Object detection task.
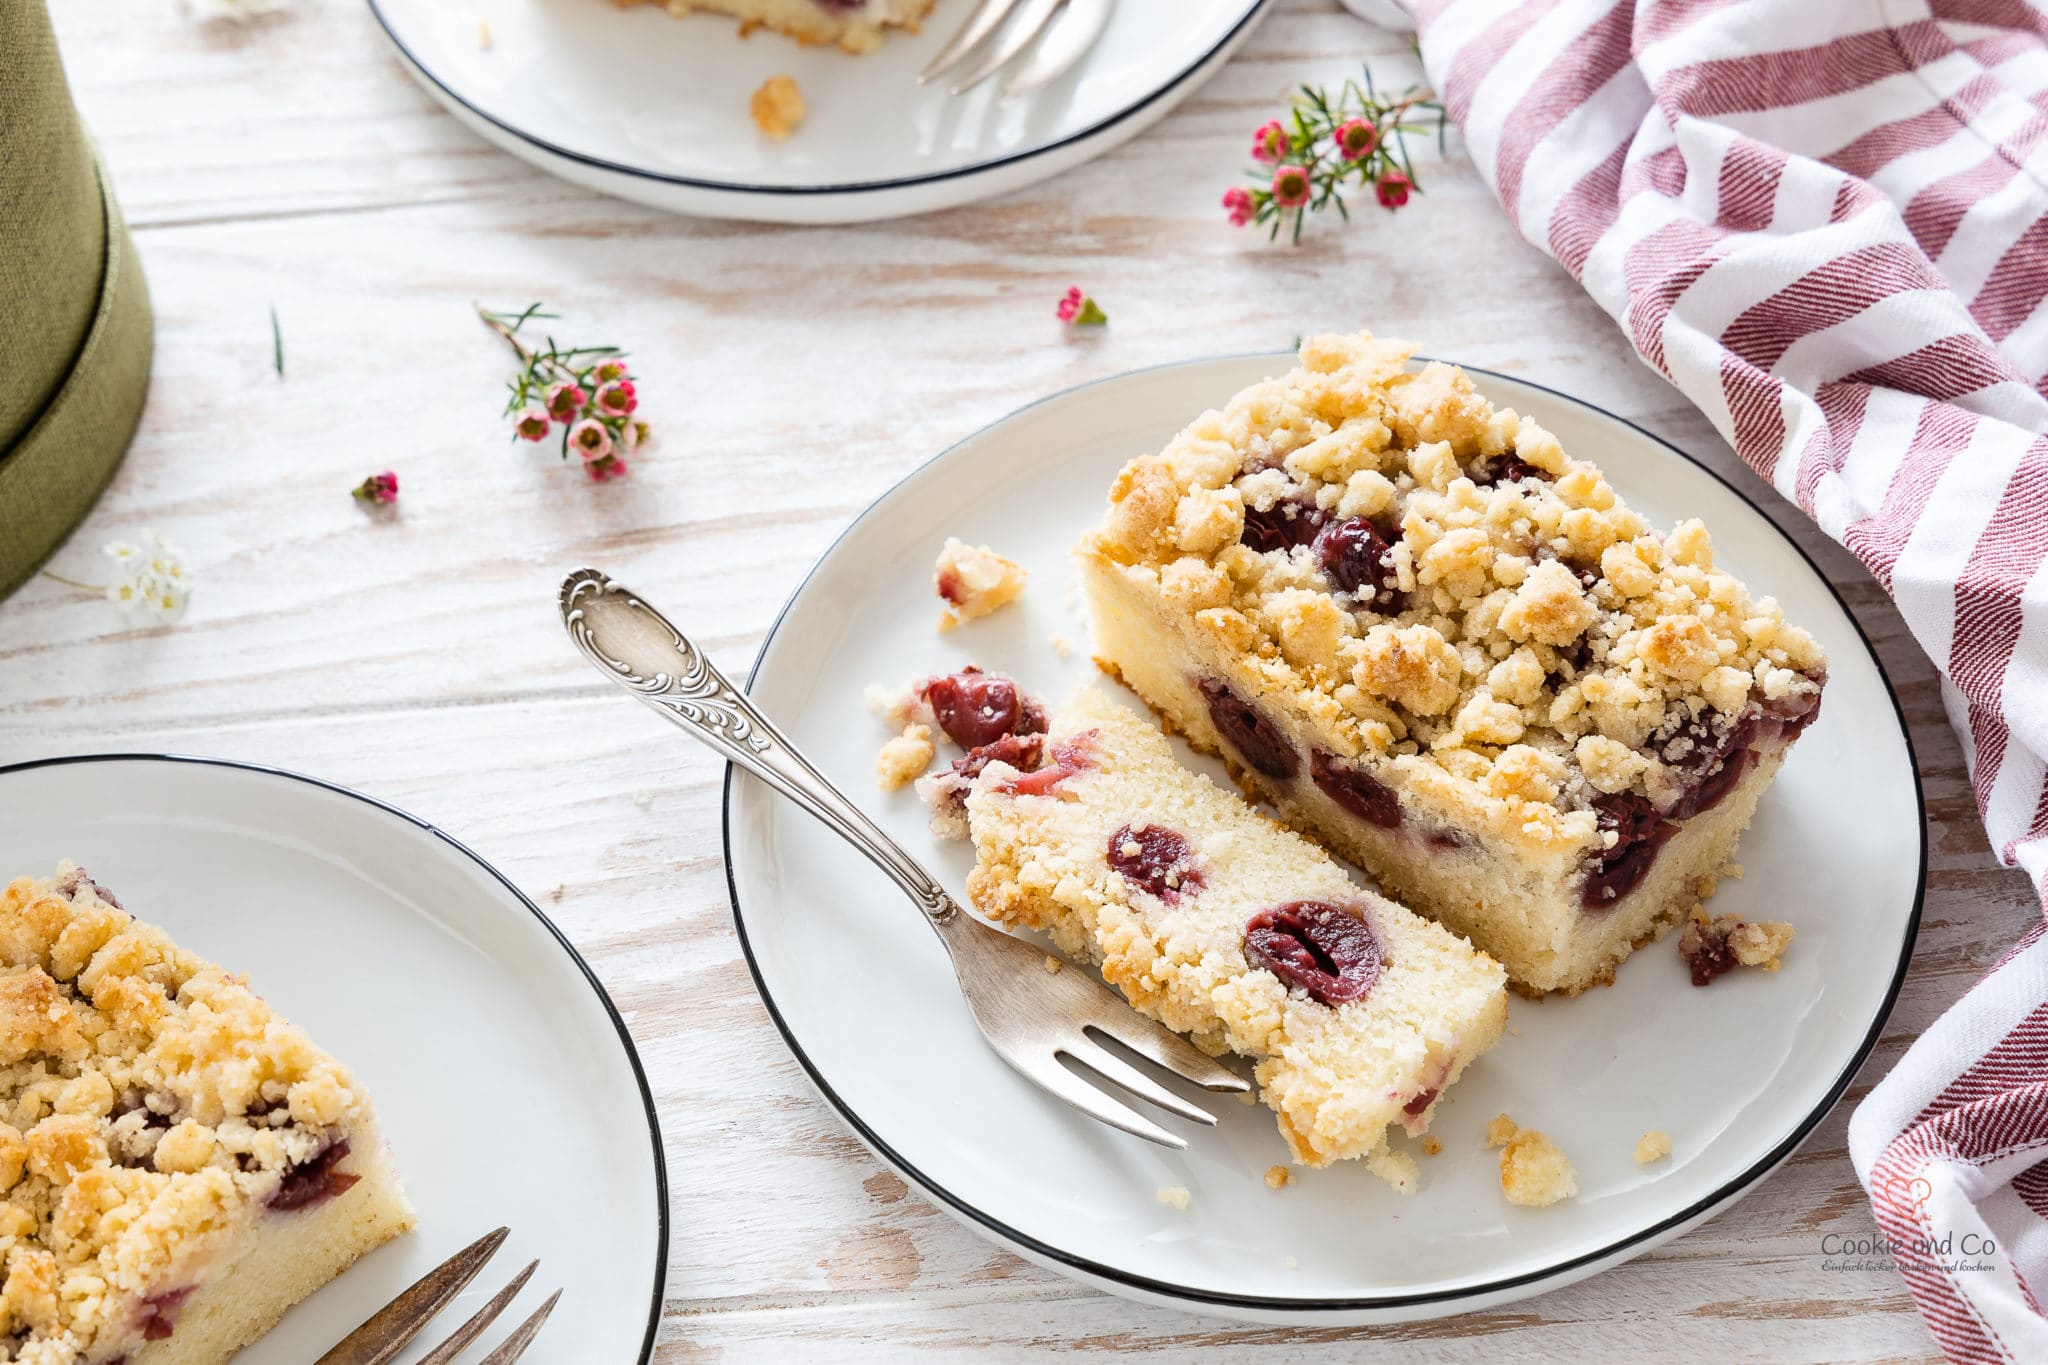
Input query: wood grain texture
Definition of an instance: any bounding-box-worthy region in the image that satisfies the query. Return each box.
[2,1,2033,1359]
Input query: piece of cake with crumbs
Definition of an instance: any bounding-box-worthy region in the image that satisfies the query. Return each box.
[616,0,936,54]
[962,688,1507,1181]
[0,864,414,1364]
[1076,331,1825,995]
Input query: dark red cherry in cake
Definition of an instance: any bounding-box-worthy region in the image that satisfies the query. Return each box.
[1313,517,1405,610]
[1580,793,1679,910]
[1107,824,1205,903]
[1198,678,1299,780]
[268,1140,361,1211]
[1243,900,1388,1006]
[923,667,1028,749]
[1310,749,1402,828]
[1240,500,1327,553]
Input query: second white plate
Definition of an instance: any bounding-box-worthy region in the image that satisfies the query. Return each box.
[368,0,1271,222]
[720,353,1922,1323]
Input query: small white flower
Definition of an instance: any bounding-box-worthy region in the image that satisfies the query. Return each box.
[102,531,193,623]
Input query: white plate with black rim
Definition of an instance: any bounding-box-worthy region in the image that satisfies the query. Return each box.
[715,352,1923,1324]
[366,0,1271,223]
[0,757,667,1361]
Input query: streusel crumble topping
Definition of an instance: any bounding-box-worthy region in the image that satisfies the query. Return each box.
[1087,331,1826,856]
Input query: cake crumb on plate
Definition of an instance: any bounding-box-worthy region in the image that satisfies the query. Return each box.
[1680,913,1794,986]
[874,723,935,790]
[1042,954,1062,975]
[750,75,806,140]
[1156,1185,1191,1211]
[1486,1114,1578,1207]
[1635,1129,1672,1164]
[934,537,1027,630]
[1264,1164,1291,1189]
[1422,1135,1442,1156]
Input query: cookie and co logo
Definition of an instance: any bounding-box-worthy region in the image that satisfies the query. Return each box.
[1878,1173,1934,1218]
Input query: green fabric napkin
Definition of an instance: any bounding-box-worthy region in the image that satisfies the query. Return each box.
[0,0,154,599]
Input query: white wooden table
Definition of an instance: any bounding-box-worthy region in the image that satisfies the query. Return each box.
[5,2,2033,1358]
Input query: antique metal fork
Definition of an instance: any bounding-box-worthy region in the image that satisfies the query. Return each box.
[922,0,1114,98]
[560,567,1250,1147]
[315,1227,559,1365]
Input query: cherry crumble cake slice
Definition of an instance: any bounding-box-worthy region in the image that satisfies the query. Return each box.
[615,0,936,54]
[0,864,414,1365]
[963,688,1508,1182]
[1077,331,1826,996]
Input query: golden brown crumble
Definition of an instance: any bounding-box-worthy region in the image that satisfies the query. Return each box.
[1485,1114,1577,1207]
[749,75,805,140]
[0,866,377,1360]
[1081,331,1826,851]
[1263,1164,1291,1189]
[1635,1130,1672,1164]
[874,723,935,790]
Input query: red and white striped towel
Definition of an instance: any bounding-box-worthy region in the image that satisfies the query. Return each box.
[1339,0,2048,1356]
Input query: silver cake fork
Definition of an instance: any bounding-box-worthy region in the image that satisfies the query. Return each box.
[922,0,1114,98]
[560,567,1249,1147]
[316,1227,559,1365]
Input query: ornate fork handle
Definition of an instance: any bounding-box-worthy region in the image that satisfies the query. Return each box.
[559,568,958,926]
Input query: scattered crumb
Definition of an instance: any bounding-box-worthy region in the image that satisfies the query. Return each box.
[751,75,805,141]
[874,723,936,791]
[1635,1130,1672,1165]
[548,882,565,902]
[631,789,654,810]
[1264,1164,1291,1189]
[1488,1114,1578,1207]
[1422,1135,1442,1157]
[1236,1089,1256,1106]
[1050,633,1076,660]
[934,537,1028,631]
[1042,955,1063,975]
[1283,1255,1299,1270]
[1368,1148,1419,1194]
[477,17,493,48]
[1721,861,1744,880]
[1156,1185,1191,1211]
[1680,912,1795,986]
[1507,1024,1521,1038]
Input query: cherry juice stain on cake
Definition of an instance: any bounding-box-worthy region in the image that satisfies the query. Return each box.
[1243,900,1388,1006]
[1310,749,1403,828]
[1107,824,1205,903]
[1198,678,1299,780]
[1000,733,1096,797]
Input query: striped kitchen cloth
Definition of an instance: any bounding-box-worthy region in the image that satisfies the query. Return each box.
[1340,0,2048,1357]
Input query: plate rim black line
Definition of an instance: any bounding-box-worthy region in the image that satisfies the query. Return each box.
[362,0,1273,199]
[0,751,671,1361]
[719,349,1927,1314]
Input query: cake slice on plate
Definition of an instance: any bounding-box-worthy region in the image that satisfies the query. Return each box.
[1076,331,1825,995]
[618,0,937,54]
[0,863,414,1363]
[963,688,1508,1184]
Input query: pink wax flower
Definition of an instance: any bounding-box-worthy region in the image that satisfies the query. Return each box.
[592,358,631,385]
[545,381,588,424]
[1271,165,1312,209]
[1057,286,1107,326]
[1251,120,1290,163]
[595,379,637,417]
[513,407,552,442]
[1335,118,1378,162]
[587,454,629,482]
[1222,185,1255,228]
[351,471,399,505]
[1375,169,1412,209]
[568,418,612,462]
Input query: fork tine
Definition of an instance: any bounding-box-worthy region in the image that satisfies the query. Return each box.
[415,1261,537,1365]
[314,1227,510,1365]
[1016,1051,1187,1148]
[476,1289,563,1365]
[948,0,1064,95]
[919,0,1022,83]
[1080,1000,1251,1094]
[1061,1038,1218,1126]
[999,0,1111,98]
